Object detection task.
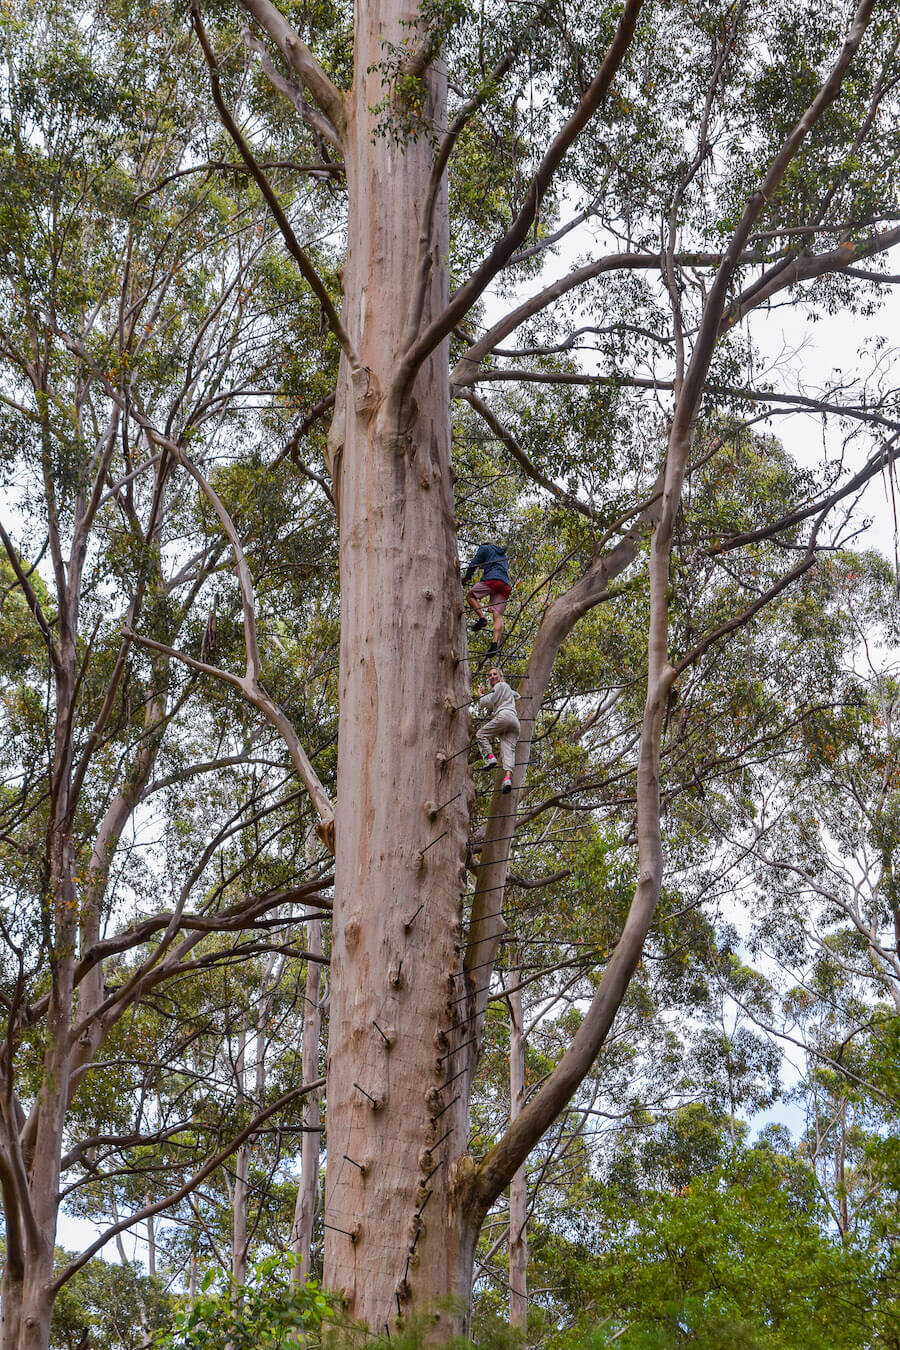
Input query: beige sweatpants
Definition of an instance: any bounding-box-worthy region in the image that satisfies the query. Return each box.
[476,711,520,772]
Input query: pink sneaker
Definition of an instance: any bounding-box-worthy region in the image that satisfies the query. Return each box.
[483,754,498,768]
[502,773,512,794]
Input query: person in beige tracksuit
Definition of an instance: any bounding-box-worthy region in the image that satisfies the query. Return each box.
[475,667,520,793]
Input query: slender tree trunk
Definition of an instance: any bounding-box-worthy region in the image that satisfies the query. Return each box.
[508,959,527,1331]
[5,941,71,1350]
[836,1100,849,1238]
[147,1205,157,1279]
[323,2,476,1329]
[292,917,323,1284]
[10,643,79,1350]
[233,952,281,1284]
[232,1028,249,1283]
[232,1147,249,1284]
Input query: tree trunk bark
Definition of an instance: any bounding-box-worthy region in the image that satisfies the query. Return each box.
[147,1205,157,1279]
[232,1146,249,1284]
[0,1252,54,1350]
[0,1266,22,1350]
[232,1028,249,1283]
[292,917,323,1284]
[508,959,527,1331]
[323,1,477,1331]
[11,660,79,1350]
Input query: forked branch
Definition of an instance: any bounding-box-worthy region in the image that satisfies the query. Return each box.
[237,0,345,143]
[403,0,646,378]
[132,426,336,847]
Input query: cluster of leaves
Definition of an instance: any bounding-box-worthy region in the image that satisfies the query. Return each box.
[49,1252,173,1350]
[154,1257,337,1350]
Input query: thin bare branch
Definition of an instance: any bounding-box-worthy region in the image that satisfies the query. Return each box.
[404,0,646,377]
[50,1078,326,1292]
[459,388,605,523]
[191,3,357,370]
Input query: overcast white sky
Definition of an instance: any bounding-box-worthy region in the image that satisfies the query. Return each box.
[746,289,900,558]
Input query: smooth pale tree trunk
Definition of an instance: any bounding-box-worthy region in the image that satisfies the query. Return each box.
[232,1149,250,1284]
[234,951,283,1283]
[508,959,527,1331]
[323,1,475,1331]
[147,1205,157,1279]
[292,917,323,1283]
[232,1028,249,1283]
[0,647,80,1350]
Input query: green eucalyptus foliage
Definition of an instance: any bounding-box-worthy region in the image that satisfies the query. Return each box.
[155,1256,336,1350]
[48,1251,173,1350]
[515,1130,900,1349]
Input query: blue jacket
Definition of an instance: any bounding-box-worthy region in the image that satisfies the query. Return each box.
[463,543,510,585]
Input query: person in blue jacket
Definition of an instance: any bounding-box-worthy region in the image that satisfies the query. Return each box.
[462,542,511,654]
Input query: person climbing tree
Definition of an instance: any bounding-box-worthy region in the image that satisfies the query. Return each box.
[463,541,512,654]
[474,666,520,794]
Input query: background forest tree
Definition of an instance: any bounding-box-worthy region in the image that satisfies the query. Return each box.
[2,0,900,1346]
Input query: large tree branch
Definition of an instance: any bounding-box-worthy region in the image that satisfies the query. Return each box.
[451,251,665,391]
[124,623,335,849]
[241,27,343,155]
[191,3,357,370]
[452,217,900,394]
[464,369,900,438]
[50,1077,326,1292]
[0,1106,42,1257]
[133,159,343,205]
[24,879,331,1027]
[673,540,822,680]
[462,475,665,999]
[237,0,345,142]
[131,427,336,844]
[723,222,900,330]
[396,51,518,398]
[708,430,900,555]
[403,0,646,376]
[0,1148,26,1278]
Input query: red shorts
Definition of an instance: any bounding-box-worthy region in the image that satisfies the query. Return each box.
[469,579,511,614]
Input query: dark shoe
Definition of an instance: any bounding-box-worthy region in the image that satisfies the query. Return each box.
[501,773,512,793]
[486,641,499,656]
[471,617,488,632]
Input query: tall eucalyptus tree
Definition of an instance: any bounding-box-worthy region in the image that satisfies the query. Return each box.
[4,0,900,1341]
